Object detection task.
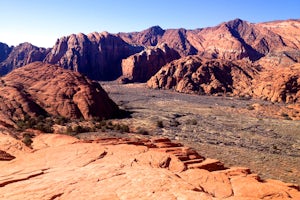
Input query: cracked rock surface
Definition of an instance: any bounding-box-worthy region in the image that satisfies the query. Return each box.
[0,133,299,200]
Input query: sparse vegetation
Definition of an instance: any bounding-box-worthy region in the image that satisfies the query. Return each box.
[22,132,33,147]
[136,127,149,135]
[281,113,292,120]
[247,105,255,110]
[186,119,197,125]
[156,120,164,128]
[54,116,69,125]
[15,115,58,133]
[170,120,180,127]
[93,120,130,133]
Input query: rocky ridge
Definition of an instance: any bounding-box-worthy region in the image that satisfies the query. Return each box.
[0,133,299,199]
[1,19,299,81]
[120,43,180,83]
[44,32,143,80]
[119,19,300,65]
[0,19,300,104]
[147,55,258,96]
[0,42,12,63]
[0,62,119,127]
[148,55,300,103]
[251,63,300,103]
[0,42,49,76]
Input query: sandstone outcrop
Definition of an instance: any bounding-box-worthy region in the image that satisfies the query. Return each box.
[251,63,300,103]
[0,42,49,76]
[0,62,119,127]
[0,133,299,199]
[0,150,15,161]
[1,18,300,83]
[44,32,143,80]
[147,55,300,103]
[120,43,180,83]
[119,19,300,65]
[119,26,198,56]
[147,55,258,96]
[0,42,12,63]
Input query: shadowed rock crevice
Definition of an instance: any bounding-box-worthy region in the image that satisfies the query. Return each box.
[0,170,44,187]
[0,150,15,161]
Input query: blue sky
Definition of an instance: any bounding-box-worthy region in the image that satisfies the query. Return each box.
[1,0,299,47]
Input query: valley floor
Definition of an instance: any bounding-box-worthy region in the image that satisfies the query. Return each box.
[94,82,300,185]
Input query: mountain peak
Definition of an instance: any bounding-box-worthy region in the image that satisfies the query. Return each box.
[143,25,165,36]
[225,18,249,29]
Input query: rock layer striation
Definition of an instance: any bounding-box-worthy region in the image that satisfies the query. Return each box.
[0,133,299,199]
[0,62,119,127]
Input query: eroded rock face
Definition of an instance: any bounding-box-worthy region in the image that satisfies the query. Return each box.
[0,133,299,199]
[120,43,180,83]
[0,42,49,76]
[119,26,197,56]
[119,19,300,66]
[252,64,300,103]
[148,55,300,103]
[44,32,143,80]
[1,19,300,85]
[0,42,12,63]
[0,62,119,126]
[147,56,258,96]
[0,150,15,161]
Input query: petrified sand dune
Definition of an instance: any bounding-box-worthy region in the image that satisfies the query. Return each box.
[251,63,300,103]
[0,133,299,199]
[0,62,119,127]
[147,56,258,96]
[148,55,300,103]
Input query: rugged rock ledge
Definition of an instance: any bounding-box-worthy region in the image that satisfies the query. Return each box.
[0,133,299,199]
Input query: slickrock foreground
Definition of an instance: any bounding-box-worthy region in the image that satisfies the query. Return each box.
[0,133,299,200]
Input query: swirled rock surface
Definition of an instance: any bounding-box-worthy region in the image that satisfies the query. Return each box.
[0,62,119,127]
[0,133,299,200]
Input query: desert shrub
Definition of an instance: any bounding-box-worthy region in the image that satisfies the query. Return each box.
[281,113,292,120]
[93,120,129,133]
[22,133,33,147]
[34,117,54,133]
[65,126,74,135]
[156,120,164,128]
[16,120,28,131]
[136,127,149,135]
[247,105,255,110]
[16,115,54,133]
[120,124,130,133]
[54,116,69,125]
[186,119,197,125]
[170,120,180,127]
[73,125,91,133]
